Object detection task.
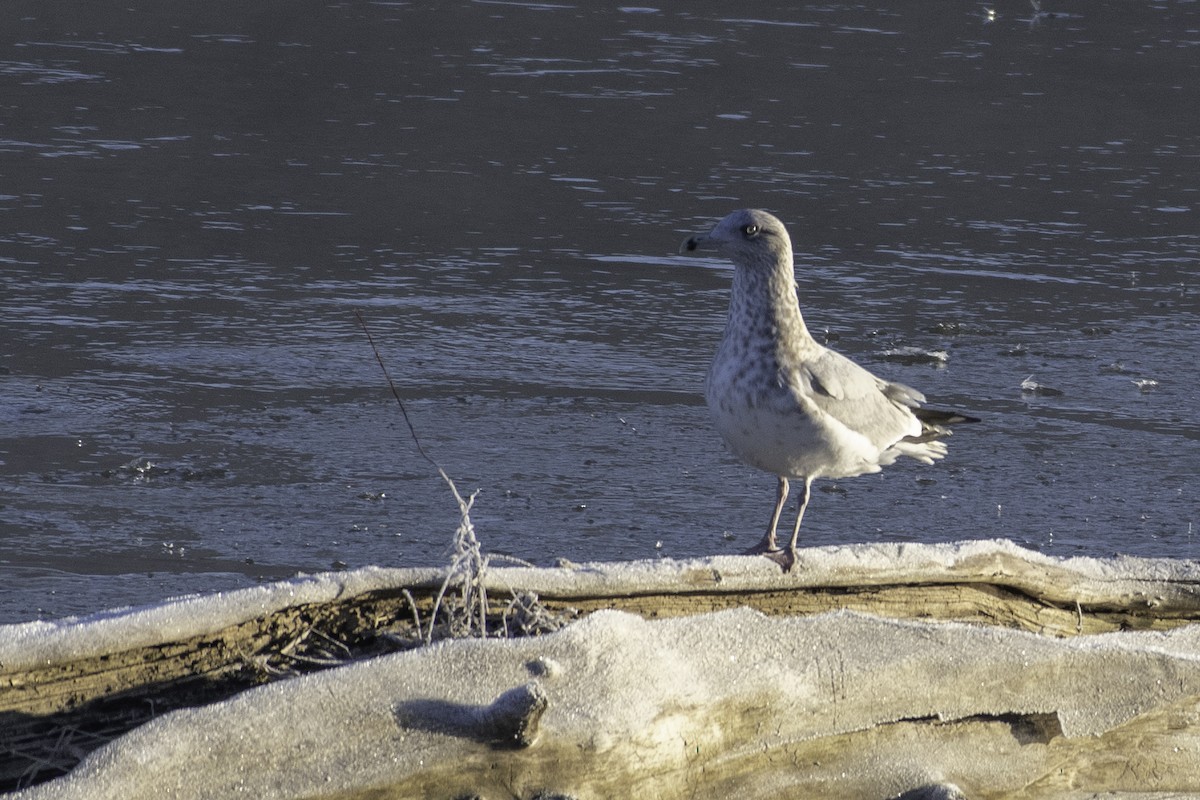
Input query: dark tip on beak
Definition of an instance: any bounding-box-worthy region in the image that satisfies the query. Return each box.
[680,236,701,254]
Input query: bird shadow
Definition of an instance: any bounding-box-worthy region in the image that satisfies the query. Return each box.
[393,682,548,750]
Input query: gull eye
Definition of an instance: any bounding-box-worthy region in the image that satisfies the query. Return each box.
[740,224,760,238]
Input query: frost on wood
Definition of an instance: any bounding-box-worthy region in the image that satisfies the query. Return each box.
[6,540,1200,798]
[12,605,1200,800]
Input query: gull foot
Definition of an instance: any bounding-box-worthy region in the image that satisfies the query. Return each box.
[741,541,798,572]
[761,547,798,573]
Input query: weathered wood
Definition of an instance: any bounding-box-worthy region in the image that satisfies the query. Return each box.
[0,591,415,790]
[542,582,1182,636]
[4,576,1192,722]
[14,604,1200,800]
[3,541,1200,793]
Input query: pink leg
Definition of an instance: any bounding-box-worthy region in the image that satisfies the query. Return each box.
[743,477,788,556]
[778,477,814,573]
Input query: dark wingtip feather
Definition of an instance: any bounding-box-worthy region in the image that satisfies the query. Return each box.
[915,407,980,426]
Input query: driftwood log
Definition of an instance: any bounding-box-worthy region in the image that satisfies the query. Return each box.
[3,539,1200,798]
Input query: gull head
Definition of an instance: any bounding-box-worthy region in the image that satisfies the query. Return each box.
[679,208,793,269]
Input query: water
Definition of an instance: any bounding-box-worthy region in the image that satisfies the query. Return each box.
[1,1,1196,624]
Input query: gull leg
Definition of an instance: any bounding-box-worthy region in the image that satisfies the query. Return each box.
[778,477,814,573]
[743,477,788,556]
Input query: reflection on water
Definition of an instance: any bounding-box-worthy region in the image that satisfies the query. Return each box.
[1,1,1196,623]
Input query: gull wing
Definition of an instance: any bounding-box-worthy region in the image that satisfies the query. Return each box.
[793,346,925,447]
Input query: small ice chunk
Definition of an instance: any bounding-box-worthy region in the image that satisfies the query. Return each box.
[1020,375,1063,396]
[880,346,949,366]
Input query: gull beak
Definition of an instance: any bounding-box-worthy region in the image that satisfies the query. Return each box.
[679,233,707,254]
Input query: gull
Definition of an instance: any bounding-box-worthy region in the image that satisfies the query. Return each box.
[680,209,975,571]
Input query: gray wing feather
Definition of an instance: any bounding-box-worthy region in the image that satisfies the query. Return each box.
[796,348,922,446]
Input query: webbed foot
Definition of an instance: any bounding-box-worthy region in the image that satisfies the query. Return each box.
[760,547,798,573]
[742,539,798,572]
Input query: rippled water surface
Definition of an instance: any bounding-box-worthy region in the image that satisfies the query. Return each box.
[1,1,1197,622]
